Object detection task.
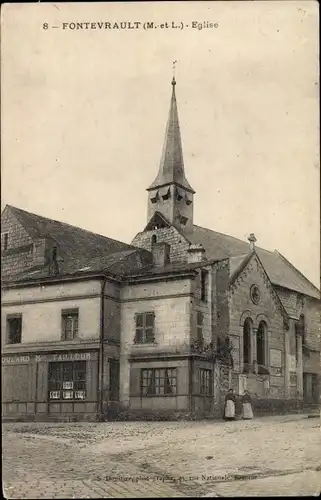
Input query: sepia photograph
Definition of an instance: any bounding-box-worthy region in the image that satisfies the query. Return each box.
[1,1,320,498]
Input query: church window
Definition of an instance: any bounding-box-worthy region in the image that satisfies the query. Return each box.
[175,186,184,201]
[150,190,159,203]
[200,269,209,302]
[257,321,267,368]
[134,312,155,344]
[185,193,193,205]
[177,213,188,225]
[161,187,171,200]
[243,317,252,371]
[151,234,157,245]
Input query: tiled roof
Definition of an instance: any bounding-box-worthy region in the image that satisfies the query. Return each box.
[189,225,320,299]
[147,79,195,193]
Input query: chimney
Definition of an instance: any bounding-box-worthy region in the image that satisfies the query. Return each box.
[152,242,171,267]
[187,244,206,263]
[248,233,257,251]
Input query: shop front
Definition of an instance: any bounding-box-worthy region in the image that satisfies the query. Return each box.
[2,350,100,421]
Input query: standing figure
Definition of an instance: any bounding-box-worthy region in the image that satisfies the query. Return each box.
[223,388,236,421]
[241,390,254,420]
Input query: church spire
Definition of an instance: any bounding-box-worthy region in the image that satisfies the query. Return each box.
[147,76,195,193]
[146,72,195,233]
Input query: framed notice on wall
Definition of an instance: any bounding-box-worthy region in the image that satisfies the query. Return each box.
[269,349,282,368]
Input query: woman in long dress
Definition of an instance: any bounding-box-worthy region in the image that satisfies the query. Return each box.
[223,389,236,421]
[241,390,253,420]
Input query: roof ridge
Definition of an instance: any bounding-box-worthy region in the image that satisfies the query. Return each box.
[7,204,135,249]
[275,250,320,295]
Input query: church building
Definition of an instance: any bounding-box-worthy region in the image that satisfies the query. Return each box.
[1,77,320,421]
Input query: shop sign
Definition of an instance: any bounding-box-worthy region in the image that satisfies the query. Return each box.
[36,352,92,362]
[2,352,93,364]
[2,355,30,364]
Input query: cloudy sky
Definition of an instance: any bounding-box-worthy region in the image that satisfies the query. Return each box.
[1,1,319,286]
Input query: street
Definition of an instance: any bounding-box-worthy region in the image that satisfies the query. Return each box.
[2,414,321,498]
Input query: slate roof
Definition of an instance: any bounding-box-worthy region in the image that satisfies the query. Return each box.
[189,225,320,299]
[4,205,150,282]
[8,205,136,259]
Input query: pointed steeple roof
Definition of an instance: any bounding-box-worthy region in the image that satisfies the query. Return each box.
[148,77,195,193]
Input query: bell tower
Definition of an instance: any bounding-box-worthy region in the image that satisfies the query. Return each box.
[146,76,195,234]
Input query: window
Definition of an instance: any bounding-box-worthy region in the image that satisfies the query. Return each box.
[48,361,86,400]
[257,321,267,366]
[196,311,204,344]
[141,368,177,396]
[61,309,79,340]
[134,312,155,344]
[200,270,209,302]
[243,318,252,370]
[1,232,9,251]
[7,315,22,344]
[200,369,212,396]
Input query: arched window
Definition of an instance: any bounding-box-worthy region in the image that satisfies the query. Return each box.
[257,321,267,366]
[151,234,157,245]
[243,318,252,369]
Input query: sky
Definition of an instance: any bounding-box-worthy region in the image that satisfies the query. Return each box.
[1,1,320,287]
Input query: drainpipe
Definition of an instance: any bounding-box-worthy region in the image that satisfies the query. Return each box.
[99,276,108,420]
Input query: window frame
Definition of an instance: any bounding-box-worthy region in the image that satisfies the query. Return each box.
[243,317,252,370]
[61,308,79,341]
[196,311,204,344]
[200,368,212,396]
[141,367,177,397]
[257,321,267,367]
[6,313,22,344]
[48,360,86,401]
[134,312,155,344]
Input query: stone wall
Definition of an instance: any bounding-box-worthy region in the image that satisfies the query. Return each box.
[131,226,189,263]
[119,277,193,404]
[2,279,102,346]
[229,254,286,399]
[1,208,35,278]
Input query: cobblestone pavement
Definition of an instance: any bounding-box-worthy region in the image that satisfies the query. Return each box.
[2,414,321,498]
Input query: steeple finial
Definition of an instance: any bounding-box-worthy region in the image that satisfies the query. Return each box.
[172,60,177,87]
